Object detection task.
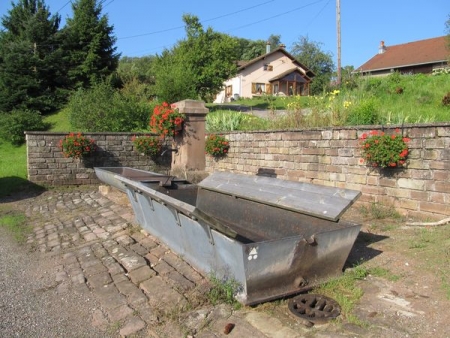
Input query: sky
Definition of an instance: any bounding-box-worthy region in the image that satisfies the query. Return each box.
[0,0,449,68]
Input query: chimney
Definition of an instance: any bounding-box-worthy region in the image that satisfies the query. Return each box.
[378,41,387,54]
[279,44,286,49]
[266,41,271,54]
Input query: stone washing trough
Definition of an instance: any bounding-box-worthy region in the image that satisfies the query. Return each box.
[94,167,361,305]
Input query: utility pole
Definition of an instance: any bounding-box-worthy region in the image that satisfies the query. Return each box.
[336,0,341,86]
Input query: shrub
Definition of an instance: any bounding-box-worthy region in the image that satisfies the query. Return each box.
[0,110,49,145]
[131,135,162,157]
[442,92,450,106]
[359,129,410,168]
[59,133,96,159]
[205,134,229,157]
[346,98,379,125]
[68,82,150,132]
[206,111,246,132]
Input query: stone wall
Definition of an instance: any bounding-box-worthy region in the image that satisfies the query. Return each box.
[26,123,450,220]
[25,132,171,186]
[205,123,450,220]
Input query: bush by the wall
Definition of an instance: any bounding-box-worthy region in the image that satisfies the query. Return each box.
[346,98,379,125]
[68,82,151,132]
[0,110,49,145]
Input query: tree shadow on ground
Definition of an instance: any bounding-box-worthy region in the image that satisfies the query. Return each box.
[0,177,46,203]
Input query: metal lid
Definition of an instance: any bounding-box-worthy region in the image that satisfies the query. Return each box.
[198,172,361,221]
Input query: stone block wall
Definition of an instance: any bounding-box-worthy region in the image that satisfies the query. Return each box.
[205,123,450,220]
[26,132,171,186]
[26,123,450,220]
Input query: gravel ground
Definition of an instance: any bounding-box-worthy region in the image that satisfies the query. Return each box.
[0,226,108,338]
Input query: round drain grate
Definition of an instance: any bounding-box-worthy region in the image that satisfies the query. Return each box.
[288,294,341,324]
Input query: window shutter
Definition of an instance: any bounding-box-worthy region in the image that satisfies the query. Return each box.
[266,83,272,94]
[251,83,256,94]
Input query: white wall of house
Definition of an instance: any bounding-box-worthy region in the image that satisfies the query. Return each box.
[214,51,307,103]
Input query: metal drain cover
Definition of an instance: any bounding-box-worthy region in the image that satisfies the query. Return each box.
[288,294,341,324]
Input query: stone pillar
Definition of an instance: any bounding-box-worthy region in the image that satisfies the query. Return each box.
[170,100,209,175]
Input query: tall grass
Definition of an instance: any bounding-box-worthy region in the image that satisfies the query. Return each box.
[209,73,450,131]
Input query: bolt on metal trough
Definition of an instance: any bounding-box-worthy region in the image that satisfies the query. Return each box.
[94,167,361,305]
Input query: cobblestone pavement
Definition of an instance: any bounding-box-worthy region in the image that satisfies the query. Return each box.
[6,185,447,337]
[17,186,304,337]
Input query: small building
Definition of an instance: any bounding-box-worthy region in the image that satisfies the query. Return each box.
[354,36,449,77]
[214,45,314,103]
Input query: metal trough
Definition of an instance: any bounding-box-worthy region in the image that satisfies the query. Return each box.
[94,167,361,305]
[94,167,189,192]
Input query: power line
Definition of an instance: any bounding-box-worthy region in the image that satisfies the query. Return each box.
[303,0,331,31]
[55,0,72,14]
[117,0,275,40]
[224,0,325,33]
[118,0,327,56]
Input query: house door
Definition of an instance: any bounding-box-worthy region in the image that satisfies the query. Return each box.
[287,81,296,96]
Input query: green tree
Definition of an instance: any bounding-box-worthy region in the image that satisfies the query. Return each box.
[233,34,282,61]
[290,36,335,95]
[0,0,64,113]
[239,39,266,60]
[153,15,238,102]
[61,0,120,89]
[152,49,197,103]
[115,56,156,100]
[117,56,156,85]
[267,34,282,50]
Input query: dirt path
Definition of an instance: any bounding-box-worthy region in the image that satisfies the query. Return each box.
[0,224,108,338]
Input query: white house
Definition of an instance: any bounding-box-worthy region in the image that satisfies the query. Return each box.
[214,45,314,103]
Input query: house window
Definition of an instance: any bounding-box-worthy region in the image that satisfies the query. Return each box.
[263,63,273,71]
[252,83,265,94]
[225,85,232,97]
[273,83,279,94]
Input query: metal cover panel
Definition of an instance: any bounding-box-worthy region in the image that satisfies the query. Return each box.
[198,172,361,221]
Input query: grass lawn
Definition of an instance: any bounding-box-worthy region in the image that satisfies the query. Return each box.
[0,142,30,197]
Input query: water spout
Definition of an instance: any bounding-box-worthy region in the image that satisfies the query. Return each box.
[161,148,178,156]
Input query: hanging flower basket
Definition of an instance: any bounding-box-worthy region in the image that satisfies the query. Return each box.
[205,134,230,157]
[131,135,162,158]
[59,132,97,159]
[359,129,410,168]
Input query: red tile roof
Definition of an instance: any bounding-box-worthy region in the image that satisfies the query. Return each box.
[356,36,449,72]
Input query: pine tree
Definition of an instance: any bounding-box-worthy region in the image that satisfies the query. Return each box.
[61,0,120,89]
[0,0,64,113]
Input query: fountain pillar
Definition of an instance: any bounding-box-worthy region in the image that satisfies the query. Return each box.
[170,100,209,178]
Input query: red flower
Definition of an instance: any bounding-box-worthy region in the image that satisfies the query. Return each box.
[150,102,185,138]
[400,149,408,158]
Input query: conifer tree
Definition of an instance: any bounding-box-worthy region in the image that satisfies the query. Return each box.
[0,0,64,113]
[61,0,120,89]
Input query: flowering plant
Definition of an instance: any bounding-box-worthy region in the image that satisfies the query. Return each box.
[131,135,162,158]
[59,132,96,159]
[150,102,185,137]
[360,129,410,168]
[205,134,230,157]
